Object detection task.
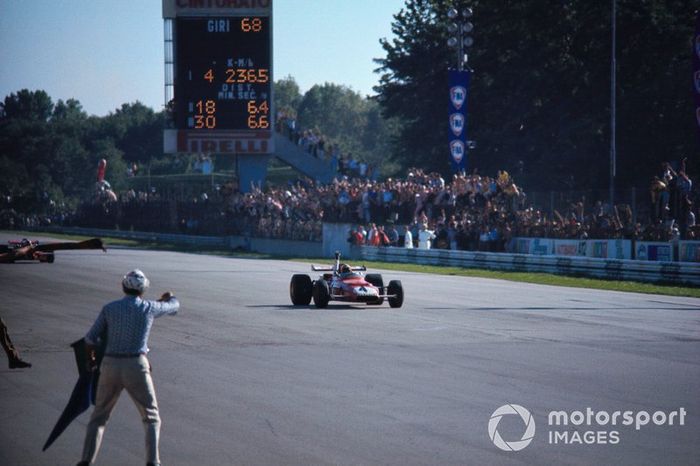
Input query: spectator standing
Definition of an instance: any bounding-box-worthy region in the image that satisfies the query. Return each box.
[447,221,458,250]
[403,225,414,248]
[347,228,359,245]
[377,225,390,246]
[356,225,367,244]
[418,223,436,250]
[368,223,380,246]
[478,226,490,251]
[387,225,399,247]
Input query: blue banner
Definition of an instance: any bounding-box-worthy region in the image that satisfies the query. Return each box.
[694,11,700,144]
[448,70,470,172]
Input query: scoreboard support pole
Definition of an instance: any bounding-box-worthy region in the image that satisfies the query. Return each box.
[237,154,271,192]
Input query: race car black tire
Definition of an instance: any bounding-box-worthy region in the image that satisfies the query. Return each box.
[290,274,313,305]
[388,280,404,308]
[312,279,331,308]
[365,274,384,305]
[46,253,55,264]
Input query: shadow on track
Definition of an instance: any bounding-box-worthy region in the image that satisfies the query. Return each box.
[246,304,387,311]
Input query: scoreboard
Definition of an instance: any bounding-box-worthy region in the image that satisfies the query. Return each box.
[163,1,273,154]
[175,17,271,132]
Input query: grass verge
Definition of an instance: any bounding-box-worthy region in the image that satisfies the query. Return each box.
[4,230,699,298]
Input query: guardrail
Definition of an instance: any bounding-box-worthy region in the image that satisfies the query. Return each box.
[359,246,700,286]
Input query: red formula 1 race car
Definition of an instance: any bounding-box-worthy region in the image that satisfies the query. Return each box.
[0,238,105,264]
[290,251,404,308]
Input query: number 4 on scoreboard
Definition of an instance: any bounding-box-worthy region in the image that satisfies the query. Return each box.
[204,69,214,83]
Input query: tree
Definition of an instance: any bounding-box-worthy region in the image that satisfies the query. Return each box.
[374,0,454,174]
[0,91,57,210]
[101,102,162,164]
[53,98,88,121]
[296,83,398,171]
[0,89,54,121]
[375,0,696,189]
[274,75,303,116]
[0,91,135,211]
[297,83,368,146]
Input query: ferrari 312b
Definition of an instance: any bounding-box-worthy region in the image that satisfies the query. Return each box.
[289,252,404,308]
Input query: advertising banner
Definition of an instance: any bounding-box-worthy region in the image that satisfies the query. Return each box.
[553,240,587,257]
[636,241,673,262]
[514,238,531,254]
[694,11,700,142]
[679,241,700,262]
[448,70,470,172]
[522,238,553,255]
[586,239,632,259]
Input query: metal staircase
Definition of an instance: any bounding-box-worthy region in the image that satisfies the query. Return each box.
[273,132,336,183]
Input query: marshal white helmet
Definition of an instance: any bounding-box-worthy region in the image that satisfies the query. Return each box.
[122,269,150,293]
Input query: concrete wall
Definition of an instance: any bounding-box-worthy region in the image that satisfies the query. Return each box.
[322,223,354,258]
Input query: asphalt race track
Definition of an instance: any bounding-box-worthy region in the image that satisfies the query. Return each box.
[1,234,698,466]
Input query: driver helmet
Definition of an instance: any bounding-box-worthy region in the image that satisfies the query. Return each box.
[122,269,150,293]
[340,264,361,278]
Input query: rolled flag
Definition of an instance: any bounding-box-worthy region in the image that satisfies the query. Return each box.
[43,337,106,451]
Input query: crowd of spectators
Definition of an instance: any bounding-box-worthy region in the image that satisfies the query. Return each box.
[55,184,323,242]
[276,111,379,180]
[2,145,697,252]
[271,112,696,246]
[648,159,695,240]
[3,160,693,254]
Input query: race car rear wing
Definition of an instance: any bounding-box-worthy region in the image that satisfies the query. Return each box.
[311,265,367,272]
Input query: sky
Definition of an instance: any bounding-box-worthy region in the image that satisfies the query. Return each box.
[0,0,404,116]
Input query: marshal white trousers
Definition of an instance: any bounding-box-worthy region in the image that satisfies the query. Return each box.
[81,355,161,465]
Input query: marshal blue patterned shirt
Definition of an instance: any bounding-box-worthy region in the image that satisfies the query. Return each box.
[85,295,180,355]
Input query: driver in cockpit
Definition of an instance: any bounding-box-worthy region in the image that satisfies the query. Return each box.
[338,263,361,278]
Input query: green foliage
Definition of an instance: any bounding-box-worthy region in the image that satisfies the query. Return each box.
[374,0,454,173]
[0,91,163,213]
[298,83,368,148]
[290,82,399,173]
[274,75,303,116]
[0,89,54,121]
[375,0,696,188]
[52,98,88,121]
[101,102,163,163]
